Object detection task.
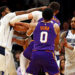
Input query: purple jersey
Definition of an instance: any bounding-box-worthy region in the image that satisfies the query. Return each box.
[52,16,60,26]
[33,21,56,51]
[38,16,60,26]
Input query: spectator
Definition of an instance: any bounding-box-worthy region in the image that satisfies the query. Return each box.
[60,59,65,75]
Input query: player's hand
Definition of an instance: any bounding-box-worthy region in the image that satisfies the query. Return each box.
[60,38,67,48]
[63,38,67,46]
[9,23,15,27]
[26,28,34,36]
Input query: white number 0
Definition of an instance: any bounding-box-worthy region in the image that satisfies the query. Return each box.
[40,31,48,43]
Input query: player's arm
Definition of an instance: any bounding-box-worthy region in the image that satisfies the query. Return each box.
[15,6,47,15]
[9,13,32,26]
[12,38,29,50]
[12,38,28,46]
[14,31,27,38]
[26,28,34,36]
[60,32,74,50]
[12,38,25,46]
[54,23,60,51]
[15,22,37,28]
[26,22,37,36]
[13,22,29,32]
[14,22,37,36]
[10,11,41,26]
[63,39,74,50]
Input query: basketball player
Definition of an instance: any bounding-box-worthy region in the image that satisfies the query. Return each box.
[26,8,60,75]
[0,6,17,75]
[10,2,60,75]
[60,17,75,75]
[0,6,34,75]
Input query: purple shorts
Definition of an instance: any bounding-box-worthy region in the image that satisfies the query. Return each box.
[23,41,34,60]
[26,51,59,75]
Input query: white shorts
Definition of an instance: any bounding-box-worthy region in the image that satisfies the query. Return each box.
[65,47,75,75]
[65,61,75,75]
[0,46,17,75]
[0,46,6,71]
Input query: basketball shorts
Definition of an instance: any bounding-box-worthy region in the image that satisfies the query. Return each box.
[26,51,59,75]
[23,41,34,60]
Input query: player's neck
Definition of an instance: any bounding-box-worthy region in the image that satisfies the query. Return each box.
[53,13,56,16]
[43,19,50,23]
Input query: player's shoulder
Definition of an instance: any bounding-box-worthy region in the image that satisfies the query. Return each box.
[3,12,16,19]
[54,23,59,30]
[60,31,68,38]
[2,12,16,21]
[6,12,16,17]
[53,23,60,34]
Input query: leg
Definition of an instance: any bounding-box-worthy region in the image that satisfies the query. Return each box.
[26,51,41,75]
[20,52,30,75]
[42,52,59,75]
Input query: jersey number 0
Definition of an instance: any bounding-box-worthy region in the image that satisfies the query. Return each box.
[40,31,48,43]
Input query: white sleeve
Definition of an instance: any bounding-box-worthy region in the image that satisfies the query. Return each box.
[31,11,42,22]
[0,12,16,27]
[10,14,29,24]
[1,12,16,25]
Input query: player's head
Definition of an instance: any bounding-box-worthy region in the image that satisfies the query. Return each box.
[71,17,75,30]
[42,8,53,21]
[0,6,10,18]
[48,2,60,15]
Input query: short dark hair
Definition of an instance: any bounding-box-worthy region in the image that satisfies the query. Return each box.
[49,2,60,12]
[42,8,53,21]
[0,6,8,18]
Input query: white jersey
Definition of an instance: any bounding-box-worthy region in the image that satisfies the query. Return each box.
[65,30,75,75]
[65,30,75,62]
[0,13,16,51]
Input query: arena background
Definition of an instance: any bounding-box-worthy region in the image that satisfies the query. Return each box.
[0,0,75,21]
